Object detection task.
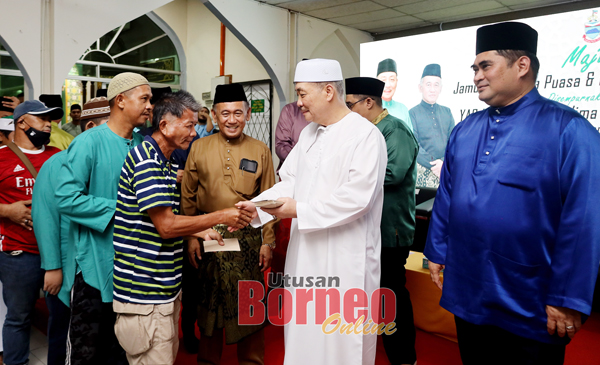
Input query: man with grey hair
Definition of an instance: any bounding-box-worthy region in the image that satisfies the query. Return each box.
[55,72,150,364]
[112,91,253,364]
[237,59,387,365]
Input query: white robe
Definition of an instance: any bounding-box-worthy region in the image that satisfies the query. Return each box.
[253,112,387,365]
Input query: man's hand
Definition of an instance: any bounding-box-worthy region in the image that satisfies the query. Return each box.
[219,207,253,230]
[2,96,20,110]
[44,269,63,295]
[1,200,33,230]
[259,244,273,272]
[430,159,444,178]
[176,169,184,184]
[546,305,582,339]
[429,261,445,290]
[187,238,202,269]
[261,197,297,219]
[235,201,258,218]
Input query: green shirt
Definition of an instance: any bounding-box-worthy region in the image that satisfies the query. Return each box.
[55,123,143,302]
[409,100,455,169]
[32,151,75,307]
[61,121,82,138]
[373,110,418,247]
[383,99,413,132]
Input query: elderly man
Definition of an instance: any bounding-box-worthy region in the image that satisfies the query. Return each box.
[55,72,151,364]
[425,22,600,365]
[238,59,387,365]
[409,64,455,188]
[0,100,62,365]
[345,77,418,365]
[62,104,82,137]
[376,58,412,132]
[181,83,277,365]
[112,91,252,364]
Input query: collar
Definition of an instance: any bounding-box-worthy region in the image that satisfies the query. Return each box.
[487,87,541,117]
[143,135,169,164]
[420,100,437,108]
[372,109,389,126]
[217,130,245,145]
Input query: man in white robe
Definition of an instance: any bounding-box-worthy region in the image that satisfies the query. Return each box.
[237,59,387,365]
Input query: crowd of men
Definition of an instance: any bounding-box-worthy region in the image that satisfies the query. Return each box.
[0,20,599,365]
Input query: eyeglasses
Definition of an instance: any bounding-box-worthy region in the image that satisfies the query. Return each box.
[346,98,368,110]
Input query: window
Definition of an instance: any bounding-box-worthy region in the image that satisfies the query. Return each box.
[0,44,25,98]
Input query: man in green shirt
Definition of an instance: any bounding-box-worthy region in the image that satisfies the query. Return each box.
[376,58,413,132]
[346,77,419,365]
[55,72,151,365]
[409,64,455,188]
[61,104,82,137]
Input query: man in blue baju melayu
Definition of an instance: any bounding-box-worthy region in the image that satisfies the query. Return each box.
[425,22,600,365]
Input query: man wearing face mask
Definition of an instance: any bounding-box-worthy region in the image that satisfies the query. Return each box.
[54,72,150,365]
[0,100,62,365]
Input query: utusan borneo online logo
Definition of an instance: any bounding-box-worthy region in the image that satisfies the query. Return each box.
[238,273,398,336]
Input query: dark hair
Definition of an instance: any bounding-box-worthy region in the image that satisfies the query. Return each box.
[496,50,540,80]
[71,104,81,111]
[152,90,201,131]
[0,129,11,139]
[353,94,383,108]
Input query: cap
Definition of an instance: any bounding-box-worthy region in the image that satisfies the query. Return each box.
[81,97,110,121]
[213,83,248,105]
[14,100,64,121]
[0,116,15,131]
[377,58,397,76]
[294,59,343,83]
[39,94,63,109]
[107,72,149,101]
[422,64,441,78]
[345,77,385,98]
[476,22,538,55]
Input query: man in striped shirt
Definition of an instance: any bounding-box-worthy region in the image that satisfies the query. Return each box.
[112,91,253,364]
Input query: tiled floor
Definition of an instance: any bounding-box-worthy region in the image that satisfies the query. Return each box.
[28,326,49,365]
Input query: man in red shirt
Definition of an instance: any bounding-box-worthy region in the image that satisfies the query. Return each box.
[0,100,61,365]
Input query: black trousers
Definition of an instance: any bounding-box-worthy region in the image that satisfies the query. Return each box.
[66,274,127,365]
[46,294,71,365]
[455,316,566,365]
[380,246,417,364]
[181,249,201,338]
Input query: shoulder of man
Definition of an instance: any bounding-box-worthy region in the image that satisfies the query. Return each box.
[383,114,416,139]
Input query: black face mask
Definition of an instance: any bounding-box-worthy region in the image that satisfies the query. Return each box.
[24,121,51,147]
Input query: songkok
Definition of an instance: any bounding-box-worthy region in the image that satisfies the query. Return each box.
[213,83,248,105]
[14,100,63,122]
[71,104,81,111]
[107,72,149,101]
[0,116,14,131]
[377,58,397,76]
[422,64,441,78]
[81,97,110,121]
[96,89,108,98]
[151,86,172,105]
[345,77,385,98]
[294,59,343,82]
[476,22,538,55]
[39,94,63,109]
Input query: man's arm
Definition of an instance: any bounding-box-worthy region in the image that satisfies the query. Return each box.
[545,118,600,336]
[275,105,295,161]
[54,138,116,231]
[383,125,418,187]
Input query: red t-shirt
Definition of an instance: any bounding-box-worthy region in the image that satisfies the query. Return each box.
[0,144,60,254]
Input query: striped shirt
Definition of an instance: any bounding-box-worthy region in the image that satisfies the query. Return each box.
[113,135,183,304]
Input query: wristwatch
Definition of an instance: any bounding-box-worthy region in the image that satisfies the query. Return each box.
[262,242,276,249]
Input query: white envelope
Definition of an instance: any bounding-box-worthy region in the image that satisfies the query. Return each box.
[203,238,241,252]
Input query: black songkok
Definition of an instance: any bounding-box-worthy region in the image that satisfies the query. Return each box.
[151,87,173,105]
[213,83,248,105]
[377,58,397,76]
[345,77,385,98]
[39,94,63,109]
[96,89,108,98]
[476,22,538,55]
